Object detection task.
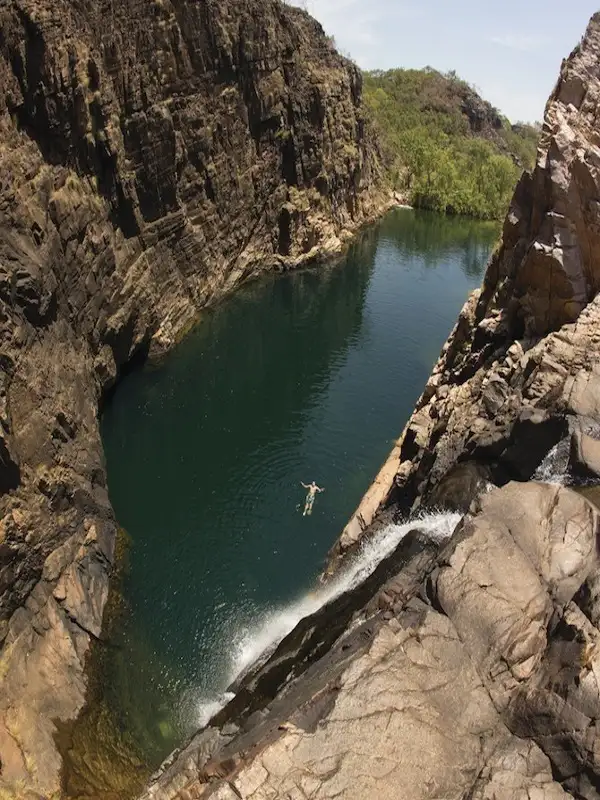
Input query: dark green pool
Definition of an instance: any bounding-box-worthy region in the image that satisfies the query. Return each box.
[99,208,498,765]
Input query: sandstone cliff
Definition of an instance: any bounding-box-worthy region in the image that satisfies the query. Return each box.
[139,13,600,800]
[0,1,385,795]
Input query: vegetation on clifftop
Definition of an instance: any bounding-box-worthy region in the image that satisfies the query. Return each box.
[363,68,541,220]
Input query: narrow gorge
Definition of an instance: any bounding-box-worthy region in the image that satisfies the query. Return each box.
[140,13,600,800]
[84,208,495,797]
[2,2,600,800]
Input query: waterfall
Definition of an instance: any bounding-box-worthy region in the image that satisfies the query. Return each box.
[533,439,571,484]
[194,511,461,728]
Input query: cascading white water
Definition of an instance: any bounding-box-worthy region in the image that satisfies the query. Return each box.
[533,439,571,484]
[230,510,460,680]
[191,430,600,733]
[533,418,600,486]
[194,510,461,727]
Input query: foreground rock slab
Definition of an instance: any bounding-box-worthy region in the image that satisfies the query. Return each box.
[140,482,599,799]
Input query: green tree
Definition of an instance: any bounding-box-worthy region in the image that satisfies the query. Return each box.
[363,67,540,220]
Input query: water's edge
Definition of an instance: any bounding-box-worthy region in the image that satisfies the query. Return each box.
[73,207,498,798]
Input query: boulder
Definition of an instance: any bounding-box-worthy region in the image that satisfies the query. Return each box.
[434,483,599,711]
[569,429,600,478]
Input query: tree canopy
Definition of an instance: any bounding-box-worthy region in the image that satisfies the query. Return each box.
[363,68,540,220]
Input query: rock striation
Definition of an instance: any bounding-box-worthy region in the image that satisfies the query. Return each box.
[140,12,600,800]
[0,0,385,795]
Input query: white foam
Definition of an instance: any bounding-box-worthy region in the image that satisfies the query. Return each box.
[533,439,570,484]
[228,511,461,682]
[195,692,236,729]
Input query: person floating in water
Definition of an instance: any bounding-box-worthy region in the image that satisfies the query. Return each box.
[300,481,324,516]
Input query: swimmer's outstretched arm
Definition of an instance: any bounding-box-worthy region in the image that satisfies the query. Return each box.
[300,482,309,489]
[316,486,325,492]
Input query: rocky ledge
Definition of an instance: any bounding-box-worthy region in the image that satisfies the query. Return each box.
[141,13,600,800]
[0,0,385,795]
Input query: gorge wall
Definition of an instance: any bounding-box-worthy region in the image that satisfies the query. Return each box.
[140,13,600,800]
[0,1,385,795]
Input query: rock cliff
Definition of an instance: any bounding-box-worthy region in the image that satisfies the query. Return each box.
[140,13,600,800]
[0,0,385,795]
[331,11,600,564]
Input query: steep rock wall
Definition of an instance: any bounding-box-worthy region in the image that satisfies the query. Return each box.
[0,1,385,795]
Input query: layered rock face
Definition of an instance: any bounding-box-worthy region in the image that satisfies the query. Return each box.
[140,13,600,800]
[0,1,384,795]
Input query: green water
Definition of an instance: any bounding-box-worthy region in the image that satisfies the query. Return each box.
[100,208,498,765]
